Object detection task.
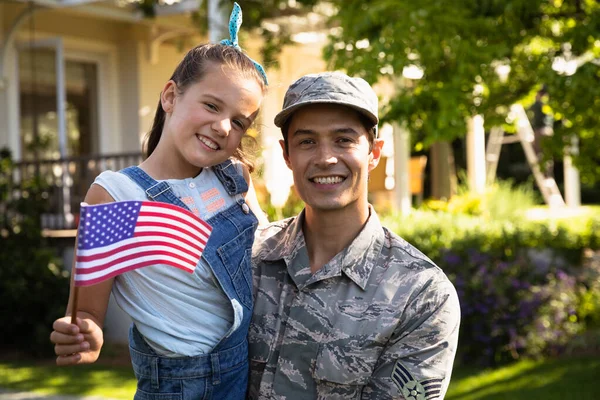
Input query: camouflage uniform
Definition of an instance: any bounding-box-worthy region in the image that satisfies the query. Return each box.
[248,208,460,400]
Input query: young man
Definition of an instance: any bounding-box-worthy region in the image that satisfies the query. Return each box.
[248,72,460,399]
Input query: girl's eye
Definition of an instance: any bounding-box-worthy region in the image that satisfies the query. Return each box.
[205,103,218,111]
[233,120,245,130]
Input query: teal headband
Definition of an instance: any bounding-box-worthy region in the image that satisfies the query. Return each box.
[220,2,269,86]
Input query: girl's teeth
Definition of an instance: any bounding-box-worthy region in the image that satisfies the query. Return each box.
[314,177,343,184]
[199,136,218,150]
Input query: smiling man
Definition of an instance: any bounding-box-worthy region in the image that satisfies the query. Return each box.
[248,72,460,399]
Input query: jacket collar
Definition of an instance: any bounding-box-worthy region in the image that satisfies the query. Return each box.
[260,205,385,290]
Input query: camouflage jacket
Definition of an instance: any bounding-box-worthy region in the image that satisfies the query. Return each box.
[248,208,460,400]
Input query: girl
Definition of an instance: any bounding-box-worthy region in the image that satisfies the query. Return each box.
[50,4,268,399]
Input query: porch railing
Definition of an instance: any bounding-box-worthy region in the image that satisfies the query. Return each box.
[4,152,143,232]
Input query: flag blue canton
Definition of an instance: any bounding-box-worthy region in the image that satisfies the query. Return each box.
[78,201,142,250]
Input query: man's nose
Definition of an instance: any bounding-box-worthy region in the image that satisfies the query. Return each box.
[314,144,338,167]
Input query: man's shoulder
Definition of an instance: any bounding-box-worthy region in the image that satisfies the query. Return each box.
[379,226,452,286]
[252,216,298,260]
[256,217,297,242]
[382,226,436,268]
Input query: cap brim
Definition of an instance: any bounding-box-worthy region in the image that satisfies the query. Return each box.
[274,99,378,129]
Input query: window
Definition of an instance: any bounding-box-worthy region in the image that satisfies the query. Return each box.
[18,47,99,161]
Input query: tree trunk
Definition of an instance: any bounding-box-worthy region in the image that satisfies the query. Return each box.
[430,141,457,200]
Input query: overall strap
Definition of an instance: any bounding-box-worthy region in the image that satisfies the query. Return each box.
[120,166,189,210]
[212,159,248,196]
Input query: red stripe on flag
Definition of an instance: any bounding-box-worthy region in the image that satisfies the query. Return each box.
[139,211,211,240]
[133,230,206,250]
[76,240,201,263]
[76,249,196,275]
[141,202,212,230]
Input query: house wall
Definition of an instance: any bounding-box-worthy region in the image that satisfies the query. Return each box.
[137,43,187,148]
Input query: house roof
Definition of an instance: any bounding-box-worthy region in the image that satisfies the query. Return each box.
[10,0,201,22]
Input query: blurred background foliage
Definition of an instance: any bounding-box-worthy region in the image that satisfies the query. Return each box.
[324,0,600,185]
[381,190,600,366]
[0,149,69,357]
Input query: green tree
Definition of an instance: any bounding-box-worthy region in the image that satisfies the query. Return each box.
[324,0,600,184]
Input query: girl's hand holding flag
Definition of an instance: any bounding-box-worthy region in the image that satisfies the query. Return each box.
[51,315,104,366]
[50,186,115,366]
[50,186,212,366]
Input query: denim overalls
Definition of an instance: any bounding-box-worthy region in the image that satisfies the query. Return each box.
[119,160,257,400]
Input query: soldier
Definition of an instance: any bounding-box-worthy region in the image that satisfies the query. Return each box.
[248,72,461,399]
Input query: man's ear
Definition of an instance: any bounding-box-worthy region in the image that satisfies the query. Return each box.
[368,139,384,172]
[279,139,292,170]
[161,80,177,113]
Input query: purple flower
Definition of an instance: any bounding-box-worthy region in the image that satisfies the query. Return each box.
[443,252,462,266]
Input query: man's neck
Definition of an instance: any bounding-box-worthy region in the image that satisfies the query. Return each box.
[303,203,370,274]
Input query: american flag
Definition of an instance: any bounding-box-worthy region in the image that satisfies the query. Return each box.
[74,200,212,287]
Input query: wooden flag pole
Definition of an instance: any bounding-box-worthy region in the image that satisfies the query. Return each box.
[70,285,79,325]
[70,201,86,326]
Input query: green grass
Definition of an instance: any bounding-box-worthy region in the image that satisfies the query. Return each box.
[0,360,136,399]
[0,356,598,399]
[447,356,600,400]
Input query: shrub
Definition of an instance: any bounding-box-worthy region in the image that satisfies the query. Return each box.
[422,179,538,220]
[382,208,600,366]
[0,148,69,357]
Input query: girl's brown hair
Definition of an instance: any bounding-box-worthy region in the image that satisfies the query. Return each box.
[144,43,267,172]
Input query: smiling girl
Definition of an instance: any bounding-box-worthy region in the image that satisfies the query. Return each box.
[50,4,267,399]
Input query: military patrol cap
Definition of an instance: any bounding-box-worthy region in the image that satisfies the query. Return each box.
[274,72,379,137]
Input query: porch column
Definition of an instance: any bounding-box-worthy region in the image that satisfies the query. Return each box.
[466,115,486,194]
[393,123,411,215]
[0,3,6,149]
[564,136,581,208]
[208,0,228,43]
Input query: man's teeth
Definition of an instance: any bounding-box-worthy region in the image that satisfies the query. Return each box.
[313,176,343,184]
[199,136,218,150]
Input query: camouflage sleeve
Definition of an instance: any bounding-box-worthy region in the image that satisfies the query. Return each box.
[362,277,461,400]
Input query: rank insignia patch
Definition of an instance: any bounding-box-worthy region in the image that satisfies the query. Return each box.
[391,360,444,400]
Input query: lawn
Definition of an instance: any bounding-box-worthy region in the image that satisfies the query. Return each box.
[0,356,598,399]
[446,356,600,400]
[0,358,136,399]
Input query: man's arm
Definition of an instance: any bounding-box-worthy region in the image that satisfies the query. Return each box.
[363,278,461,400]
